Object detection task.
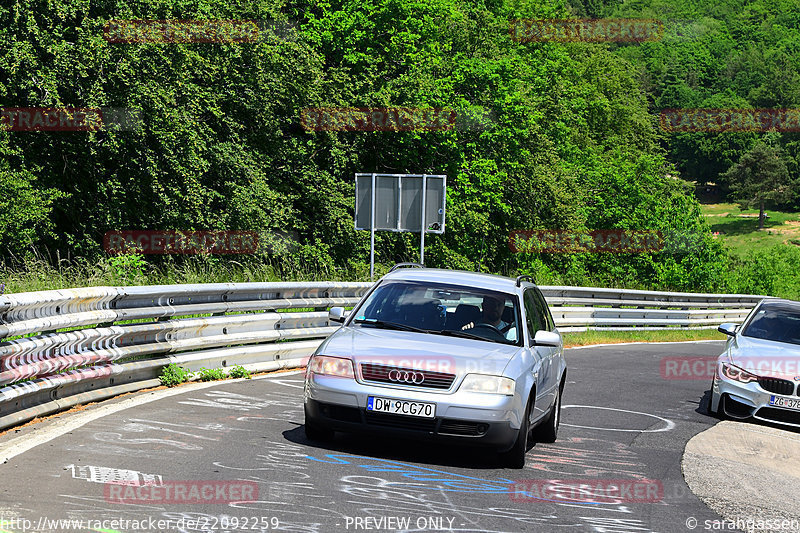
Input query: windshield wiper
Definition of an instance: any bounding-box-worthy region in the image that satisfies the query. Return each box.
[435,329,493,342]
[435,329,516,345]
[352,318,429,333]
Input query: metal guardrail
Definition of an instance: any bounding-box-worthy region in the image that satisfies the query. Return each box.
[0,282,371,430]
[540,286,764,332]
[0,281,765,430]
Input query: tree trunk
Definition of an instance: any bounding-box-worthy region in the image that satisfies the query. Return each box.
[759,201,765,230]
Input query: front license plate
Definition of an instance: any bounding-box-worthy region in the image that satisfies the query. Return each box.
[769,395,800,411]
[367,396,435,418]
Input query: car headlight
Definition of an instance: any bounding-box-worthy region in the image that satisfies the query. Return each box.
[721,363,758,383]
[308,355,355,378]
[460,374,515,395]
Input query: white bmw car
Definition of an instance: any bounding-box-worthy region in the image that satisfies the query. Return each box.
[710,298,800,427]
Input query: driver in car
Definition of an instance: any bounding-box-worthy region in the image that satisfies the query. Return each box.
[462,295,517,341]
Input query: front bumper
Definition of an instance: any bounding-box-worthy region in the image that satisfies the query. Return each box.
[712,374,800,428]
[304,373,521,451]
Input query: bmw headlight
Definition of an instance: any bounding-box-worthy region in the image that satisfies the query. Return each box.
[460,374,515,395]
[721,363,758,384]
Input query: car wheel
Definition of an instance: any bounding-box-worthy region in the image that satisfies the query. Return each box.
[534,384,561,443]
[501,392,533,469]
[304,416,334,442]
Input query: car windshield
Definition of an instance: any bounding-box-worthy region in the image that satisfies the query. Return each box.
[350,280,521,346]
[742,305,800,346]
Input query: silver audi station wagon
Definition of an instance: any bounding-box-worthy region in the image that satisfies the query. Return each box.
[303,265,566,468]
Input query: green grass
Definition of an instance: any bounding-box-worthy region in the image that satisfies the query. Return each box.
[196,367,227,381]
[158,364,192,387]
[0,255,381,295]
[700,202,800,256]
[562,328,727,347]
[228,365,252,379]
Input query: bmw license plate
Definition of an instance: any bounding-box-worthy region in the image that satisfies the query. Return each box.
[769,395,800,411]
[367,396,435,418]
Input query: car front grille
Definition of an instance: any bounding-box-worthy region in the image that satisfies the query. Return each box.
[758,377,795,396]
[360,363,455,390]
[364,412,437,432]
[755,407,800,426]
[439,419,489,436]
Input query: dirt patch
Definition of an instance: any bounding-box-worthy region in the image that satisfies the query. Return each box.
[767,223,800,238]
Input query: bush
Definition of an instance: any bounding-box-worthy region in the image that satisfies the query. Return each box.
[197,367,226,382]
[159,364,192,387]
[725,245,800,300]
[229,365,251,379]
[106,253,147,284]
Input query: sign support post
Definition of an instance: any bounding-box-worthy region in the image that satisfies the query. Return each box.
[370,172,376,281]
[420,174,427,265]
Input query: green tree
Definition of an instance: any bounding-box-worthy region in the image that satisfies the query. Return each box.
[0,0,731,292]
[721,136,797,229]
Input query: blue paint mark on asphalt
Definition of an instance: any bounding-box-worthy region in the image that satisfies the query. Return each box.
[305,453,602,504]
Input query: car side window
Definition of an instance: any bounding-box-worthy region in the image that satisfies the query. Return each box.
[523,289,544,339]
[533,288,555,331]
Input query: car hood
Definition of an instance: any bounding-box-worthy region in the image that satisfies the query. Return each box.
[728,335,800,380]
[316,326,522,377]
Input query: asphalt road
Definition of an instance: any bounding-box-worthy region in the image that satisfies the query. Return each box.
[0,341,731,533]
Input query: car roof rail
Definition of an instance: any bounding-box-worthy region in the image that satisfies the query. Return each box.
[389,262,426,272]
[516,274,536,287]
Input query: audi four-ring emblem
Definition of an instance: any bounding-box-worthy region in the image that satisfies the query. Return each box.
[388,369,425,384]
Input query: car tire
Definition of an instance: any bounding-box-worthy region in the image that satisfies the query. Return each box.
[304,417,334,442]
[501,392,533,469]
[533,384,561,443]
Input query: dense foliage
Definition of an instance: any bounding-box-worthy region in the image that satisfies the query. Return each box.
[0,0,797,294]
[605,0,800,198]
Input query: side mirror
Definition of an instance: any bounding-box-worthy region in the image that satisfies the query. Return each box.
[717,323,738,336]
[532,330,561,347]
[328,307,347,324]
